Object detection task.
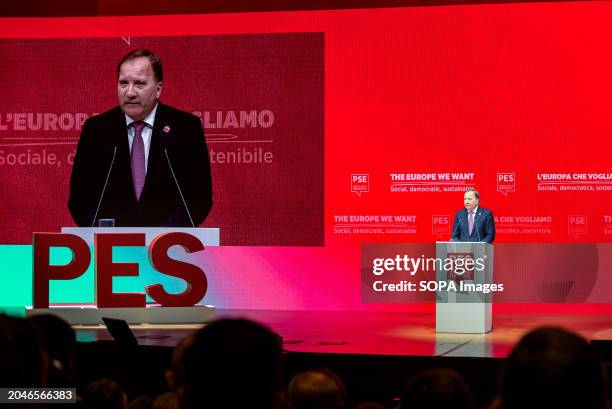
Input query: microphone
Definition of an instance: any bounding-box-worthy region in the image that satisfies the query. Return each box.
[474,211,481,242]
[451,216,462,241]
[164,148,195,228]
[91,146,118,227]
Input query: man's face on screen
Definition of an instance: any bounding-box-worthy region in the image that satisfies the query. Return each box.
[464,191,479,212]
[118,57,162,121]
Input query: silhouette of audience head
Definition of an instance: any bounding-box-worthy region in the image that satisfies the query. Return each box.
[152,392,179,409]
[28,313,77,386]
[499,326,607,409]
[127,395,153,409]
[288,369,347,409]
[81,378,128,409]
[399,368,474,409]
[0,314,46,387]
[165,333,195,393]
[179,318,283,409]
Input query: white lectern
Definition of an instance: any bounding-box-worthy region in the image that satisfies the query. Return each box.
[435,241,494,333]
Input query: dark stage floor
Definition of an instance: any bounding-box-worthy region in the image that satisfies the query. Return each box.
[73,309,612,358]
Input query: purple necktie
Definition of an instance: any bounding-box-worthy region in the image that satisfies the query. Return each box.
[130,121,146,201]
[468,211,474,235]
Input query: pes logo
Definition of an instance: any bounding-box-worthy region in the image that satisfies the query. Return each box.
[351,174,369,196]
[432,215,450,235]
[445,253,475,282]
[568,215,588,236]
[32,232,207,309]
[497,173,515,196]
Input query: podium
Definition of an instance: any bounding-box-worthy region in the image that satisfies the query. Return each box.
[27,227,219,325]
[435,241,494,334]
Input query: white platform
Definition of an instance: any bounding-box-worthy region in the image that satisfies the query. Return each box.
[26,304,216,325]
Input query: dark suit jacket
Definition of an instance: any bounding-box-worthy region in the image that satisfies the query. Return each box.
[68,103,212,227]
[450,207,495,243]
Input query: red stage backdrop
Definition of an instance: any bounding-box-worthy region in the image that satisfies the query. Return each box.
[1,2,611,311]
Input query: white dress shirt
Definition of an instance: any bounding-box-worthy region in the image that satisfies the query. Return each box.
[470,206,479,217]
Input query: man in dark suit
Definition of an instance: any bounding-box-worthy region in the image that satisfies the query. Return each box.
[450,189,495,243]
[68,49,212,227]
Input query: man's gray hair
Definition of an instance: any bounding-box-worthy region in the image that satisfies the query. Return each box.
[465,189,480,199]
